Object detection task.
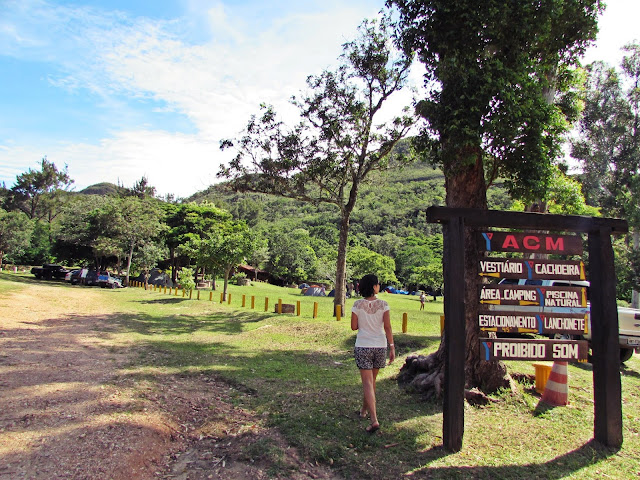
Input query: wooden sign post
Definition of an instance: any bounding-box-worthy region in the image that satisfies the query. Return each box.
[427,206,627,451]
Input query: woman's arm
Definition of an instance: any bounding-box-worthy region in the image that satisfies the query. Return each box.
[383,310,395,363]
[351,312,359,331]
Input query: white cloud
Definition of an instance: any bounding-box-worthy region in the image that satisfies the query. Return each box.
[1,1,391,197]
[1,131,222,198]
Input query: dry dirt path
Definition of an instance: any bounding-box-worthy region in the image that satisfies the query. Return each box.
[0,282,339,480]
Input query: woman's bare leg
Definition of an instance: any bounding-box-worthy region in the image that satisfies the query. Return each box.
[360,368,380,428]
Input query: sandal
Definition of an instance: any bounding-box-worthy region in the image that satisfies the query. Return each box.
[366,423,380,433]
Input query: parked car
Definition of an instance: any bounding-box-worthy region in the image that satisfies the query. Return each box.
[65,269,80,283]
[98,271,124,288]
[66,269,89,285]
[493,278,640,363]
[31,264,70,280]
[82,270,123,288]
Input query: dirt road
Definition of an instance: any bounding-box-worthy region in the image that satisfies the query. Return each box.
[0,282,338,479]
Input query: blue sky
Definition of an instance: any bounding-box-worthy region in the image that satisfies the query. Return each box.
[1,0,639,198]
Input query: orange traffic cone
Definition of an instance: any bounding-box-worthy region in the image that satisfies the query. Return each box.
[541,361,569,406]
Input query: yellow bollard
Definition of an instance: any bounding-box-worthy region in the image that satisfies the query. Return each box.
[402,313,408,333]
[296,301,301,316]
[265,297,269,312]
[182,289,186,298]
[278,299,282,314]
[313,302,318,318]
[164,286,167,294]
[189,290,193,299]
[228,293,231,305]
[336,305,342,321]
[197,290,200,300]
[220,292,224,303]
[175,287,178,296]
[242,294,246,307]
[532,363,553,394]
[209,291,213,301]
[251,296,255,309]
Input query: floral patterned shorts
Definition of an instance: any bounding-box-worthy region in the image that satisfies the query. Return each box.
[354,347,387,370]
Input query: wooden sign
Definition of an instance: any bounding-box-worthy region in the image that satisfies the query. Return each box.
[480,285,587,307]
[479,258,586,280]
[479,232,583,255]
[478,311,588,335]
[480,338,589,361]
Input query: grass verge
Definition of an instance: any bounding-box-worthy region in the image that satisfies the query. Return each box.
[3,272,639,479]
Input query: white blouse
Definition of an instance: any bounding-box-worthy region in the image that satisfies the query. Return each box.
[352,298,390,348]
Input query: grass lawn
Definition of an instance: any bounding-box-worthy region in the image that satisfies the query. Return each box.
[3,272,639,479]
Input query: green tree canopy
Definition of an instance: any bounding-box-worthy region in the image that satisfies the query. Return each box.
[220,18,415,313]
[267,227,318,285]
[0,209,33,268]
[6,157,73,221]
[387,0,602,396]
[347,245,397,285]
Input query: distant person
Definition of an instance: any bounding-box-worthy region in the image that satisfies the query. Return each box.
[419,291,426,310]
[351,274,395,433]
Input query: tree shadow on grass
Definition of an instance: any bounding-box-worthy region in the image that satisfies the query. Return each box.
[117,335,623,480]
[114,310,273,336]
[0,272,69,288]
[404,439,619,479]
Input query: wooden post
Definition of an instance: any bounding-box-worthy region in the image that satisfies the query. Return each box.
[402,313,408,333]
[265,297,269,312]
[164,286,167,294]
[175,287,178,296]
[336,305,342,321]
[296,301,301,316]
[313,302,318,318]
[589,228,623,447]
[278,299,282,314]
[220,292,224,303]
[251,296,255,309]
[242,295,246,307]
[209,291,213,301]
[197,290,200,300]
[228,293,232,305]
[443,215,465,453]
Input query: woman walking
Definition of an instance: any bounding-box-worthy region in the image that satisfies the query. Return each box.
[351,274,395,433]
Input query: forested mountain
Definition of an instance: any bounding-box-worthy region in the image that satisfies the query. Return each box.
[187,162,512,252]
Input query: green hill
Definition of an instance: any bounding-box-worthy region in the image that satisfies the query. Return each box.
[186,162,512,252]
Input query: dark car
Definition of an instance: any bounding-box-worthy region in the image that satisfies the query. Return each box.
[31,264,70,280]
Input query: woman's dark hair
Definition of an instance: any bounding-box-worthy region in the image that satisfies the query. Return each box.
[359,274,379,298]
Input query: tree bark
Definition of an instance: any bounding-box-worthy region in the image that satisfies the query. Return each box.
[398,149,510,397]
[125,240,134,287]
[334,213,349,316]
[222,266,231,301]
[633,230,639,309]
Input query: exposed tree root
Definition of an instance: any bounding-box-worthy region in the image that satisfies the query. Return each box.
[397,351,513,404]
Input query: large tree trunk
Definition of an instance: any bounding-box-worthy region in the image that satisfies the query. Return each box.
[222,266,231,301]
[334,213,350,317]
[398,149,511,399]
[633,230,639,309]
